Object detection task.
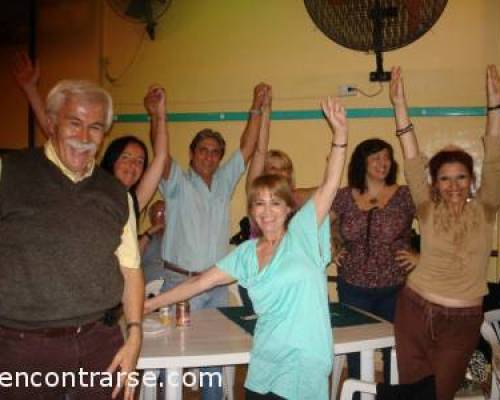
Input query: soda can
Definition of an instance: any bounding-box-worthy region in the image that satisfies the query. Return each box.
[176,300,191,327]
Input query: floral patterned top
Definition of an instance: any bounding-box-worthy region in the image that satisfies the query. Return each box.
[332,186,415,288]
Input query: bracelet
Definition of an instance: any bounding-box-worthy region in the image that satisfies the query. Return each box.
[126,321,142,331]
[249,108,262,116]
[396,123,414,137]
[487,104,500,112]
[331,142,348,148]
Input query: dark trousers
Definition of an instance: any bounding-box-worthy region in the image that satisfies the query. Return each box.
[337,278,401,387]
[245,388,284,399]
[0,321,124,400]
[395,286,483,400]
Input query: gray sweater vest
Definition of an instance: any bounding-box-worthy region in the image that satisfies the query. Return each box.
[0,148,129,328]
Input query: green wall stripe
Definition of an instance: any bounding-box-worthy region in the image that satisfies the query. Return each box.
[114,107,486,123]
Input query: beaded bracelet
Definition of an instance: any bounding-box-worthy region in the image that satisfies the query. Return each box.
[396,123,414,137]
[249,108,262,115]
[487,104,500,112]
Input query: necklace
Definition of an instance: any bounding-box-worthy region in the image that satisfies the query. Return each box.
[366,185,385,206]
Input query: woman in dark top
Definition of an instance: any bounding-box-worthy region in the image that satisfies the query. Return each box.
[100,86,168,218]
[331,138,416,387]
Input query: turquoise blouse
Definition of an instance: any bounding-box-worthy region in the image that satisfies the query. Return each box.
[217,200,333,400]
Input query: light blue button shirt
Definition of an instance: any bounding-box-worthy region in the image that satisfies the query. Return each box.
[159,150,245,272]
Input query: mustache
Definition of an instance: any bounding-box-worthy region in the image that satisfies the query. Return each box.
[66,139,97,153]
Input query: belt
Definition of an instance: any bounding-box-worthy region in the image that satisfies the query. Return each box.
[0,305,121,338]
[163,262,201,277]
[0,319,101,338]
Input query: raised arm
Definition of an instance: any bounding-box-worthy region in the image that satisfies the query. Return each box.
[12,51,50,137]
[486,65,500,138]
[143,266,234,314]
[245,85,272,193]
[313,97,348,225]
[240,83,270,165]
[477,65,500,209]
[136,85,170,211]
[389,66,419,160]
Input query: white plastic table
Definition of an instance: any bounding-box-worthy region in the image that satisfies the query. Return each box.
[137,307,394,400]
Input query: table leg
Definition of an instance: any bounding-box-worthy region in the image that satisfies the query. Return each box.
[140,369,157,400]
[165,368,183,400]
[360,350,375,400]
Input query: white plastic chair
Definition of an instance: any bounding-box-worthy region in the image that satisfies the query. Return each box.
[480,309,500,400]
[331,348,398,400]
[340,378,377,400]
[339,378,485,400]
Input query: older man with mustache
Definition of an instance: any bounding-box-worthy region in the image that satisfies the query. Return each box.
[0,80,144,400]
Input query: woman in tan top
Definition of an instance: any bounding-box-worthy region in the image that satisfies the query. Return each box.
[389,65,500,400]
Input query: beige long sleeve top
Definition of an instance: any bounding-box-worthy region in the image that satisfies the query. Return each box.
[405,136,500,300]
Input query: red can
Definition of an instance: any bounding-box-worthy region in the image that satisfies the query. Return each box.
[176,300,191,327]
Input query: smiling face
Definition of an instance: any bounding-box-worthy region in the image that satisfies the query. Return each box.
[113,142,146,189]
[190,137,223,184]
[365,148,392,182]
[48,95,106,177]
[434,162,472,206]
[250,188,292,237]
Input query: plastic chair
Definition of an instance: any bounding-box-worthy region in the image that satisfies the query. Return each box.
[339,346,487,400]
[480,309,500,400]
[331,348,398,400]
[340,376,485,399]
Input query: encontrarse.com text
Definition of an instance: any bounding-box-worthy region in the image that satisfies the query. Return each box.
[0,369,222,388]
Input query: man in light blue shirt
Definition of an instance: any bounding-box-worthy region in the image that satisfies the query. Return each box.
[158,84,269,400]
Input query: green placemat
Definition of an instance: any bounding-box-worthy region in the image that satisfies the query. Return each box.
[218,302,380,336]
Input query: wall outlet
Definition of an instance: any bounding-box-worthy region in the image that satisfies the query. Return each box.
[337,84,357,97]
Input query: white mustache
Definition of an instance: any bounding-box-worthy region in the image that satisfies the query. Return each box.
[66,139,97,153]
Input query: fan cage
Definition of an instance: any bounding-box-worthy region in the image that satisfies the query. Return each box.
[305,0,448,52]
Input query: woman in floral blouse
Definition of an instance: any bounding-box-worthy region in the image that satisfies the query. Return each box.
[331,138,416,387]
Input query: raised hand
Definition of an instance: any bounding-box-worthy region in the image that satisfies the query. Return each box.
[144,85,166,117]
[487,65,500,108]
[251,82,271,111]
[389,66,406,107]
[12,51,39,92]
[321,96,348,141]
[262,85,272,112]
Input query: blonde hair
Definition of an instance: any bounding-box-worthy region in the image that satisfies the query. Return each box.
[46,80,114,132]
[264,149,295,187]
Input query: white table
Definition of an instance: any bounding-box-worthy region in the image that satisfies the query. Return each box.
[137,307,394,400]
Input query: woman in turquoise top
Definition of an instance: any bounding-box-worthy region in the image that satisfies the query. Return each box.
[145,97,348,400]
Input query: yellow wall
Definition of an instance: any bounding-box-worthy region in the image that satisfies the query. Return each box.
[102,1,500,277]
[2,1,500,294]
